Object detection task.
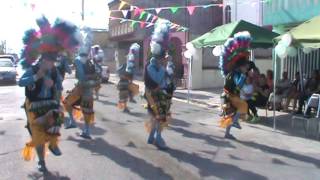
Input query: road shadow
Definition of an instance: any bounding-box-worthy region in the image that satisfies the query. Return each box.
[75,122,107,136]
[0,130,5,135]
[0,82,17,87]
[170,127,235,149]
[101,117,127,126]
[28,171,70,180]
[170,118,191,128]
[67,136,173,180]
[237,140,320,168]
[128,111,146,118]
[165,148,267,179]
[255,114,317,139]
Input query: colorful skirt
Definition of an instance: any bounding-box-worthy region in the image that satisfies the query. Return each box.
[63,86,95,124]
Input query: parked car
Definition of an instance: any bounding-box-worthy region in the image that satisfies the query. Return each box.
[0,54,17,64]
[0,58,17,83]
[101,66,110,83]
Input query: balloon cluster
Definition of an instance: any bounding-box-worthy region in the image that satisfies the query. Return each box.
[275,33,296,59]
[219,31,252,76]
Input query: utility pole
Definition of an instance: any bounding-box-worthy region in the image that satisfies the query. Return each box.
[82,0,85,21]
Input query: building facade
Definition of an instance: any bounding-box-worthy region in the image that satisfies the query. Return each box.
[108,0,223,86]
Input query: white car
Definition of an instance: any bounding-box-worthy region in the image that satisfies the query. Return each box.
[0,58,17,84]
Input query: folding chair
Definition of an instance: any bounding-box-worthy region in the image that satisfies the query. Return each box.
[292,94,320,137]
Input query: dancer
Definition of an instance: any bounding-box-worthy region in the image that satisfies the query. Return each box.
[117,43,140,113]
[144,21,172,150]
[63,28,100,139]
[19,16,79,172]
[220,31,251,140]
[92,45,104,100]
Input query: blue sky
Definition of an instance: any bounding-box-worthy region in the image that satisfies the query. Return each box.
[0,0,111,53]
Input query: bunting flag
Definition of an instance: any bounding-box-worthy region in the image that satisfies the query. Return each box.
[131,21,138,28]
[133,8,143,17]
[146,14,152,22]
[151,16,158,23]
[203,4,213,8]
[187,6,196,15]
[140,22,146,28]
[146,23,154,28]
[139,11,147,19]
[155,8,162,14]
[30,3,36,11]
[118,1,127,10]
[109,16,188,32]
[122,10,129,18]
[170,7,179,14]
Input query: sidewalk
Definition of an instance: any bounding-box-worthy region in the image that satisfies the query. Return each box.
[109,73,222,108]
[109,73,320,140]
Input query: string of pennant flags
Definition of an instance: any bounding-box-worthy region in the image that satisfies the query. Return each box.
[109,16,189,32]
[107,1,190,32]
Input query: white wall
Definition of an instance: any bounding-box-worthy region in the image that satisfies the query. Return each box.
[191,48,224,89]
[224,0,262,25]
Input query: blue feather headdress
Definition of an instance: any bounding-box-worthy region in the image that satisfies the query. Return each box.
[20,15,80,69]
[126,43,140,74]
[150,20,170,59]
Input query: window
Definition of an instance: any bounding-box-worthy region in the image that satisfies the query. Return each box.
[225,5,231,24]
[202,48,220,69]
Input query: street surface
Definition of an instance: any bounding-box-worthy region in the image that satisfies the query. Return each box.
[0,78,320,180]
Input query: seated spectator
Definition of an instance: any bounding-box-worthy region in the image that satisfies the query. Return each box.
[266,69,274,90]
[254,74,271,108]
[240,77,259,123]
[284,72,301,111]
[296,70,320,116]
[268,72,291,110]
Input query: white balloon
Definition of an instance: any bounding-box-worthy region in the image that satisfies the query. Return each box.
[303,48,312,54]
[275,44,287,59]
[183,50,192,59]
[212,45,223,56]
[287,46,297,57]
[281,33,292,47]
[186,42,194,50]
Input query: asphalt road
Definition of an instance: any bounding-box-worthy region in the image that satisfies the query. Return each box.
[0,79,320,180]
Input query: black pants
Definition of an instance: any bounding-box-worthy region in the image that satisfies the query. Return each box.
[247,99,257,116]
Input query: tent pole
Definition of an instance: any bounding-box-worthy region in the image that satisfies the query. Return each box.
[298,49,304,93]
[273,48,276,131]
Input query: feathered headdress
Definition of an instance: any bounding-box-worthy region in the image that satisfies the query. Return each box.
[21,16,80,68]
[149,21,170,58]
[126,43,140,74]
[78,27,93,56]
[219,31,252,76]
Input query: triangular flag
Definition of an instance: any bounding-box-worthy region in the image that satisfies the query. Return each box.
[122,10,129,18]
[155,8,162,14]
[218,4,224,8]
[170,7,179,14]
[187,6,196,15]
[133,8,142,17]
[151,16,158,23]
[130,6,135,11]
[131,21,138,28]
[146,23,154,28]
[140,22,146,28]
[139,11,147,19]
[118,1,126,10]
[146,14,152,22]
